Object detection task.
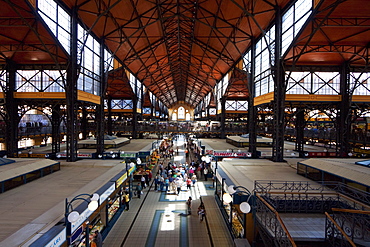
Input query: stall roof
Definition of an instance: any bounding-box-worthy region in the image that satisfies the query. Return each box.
[298,158,370,187]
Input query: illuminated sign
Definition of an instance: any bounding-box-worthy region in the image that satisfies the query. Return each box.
[214,152,247,157]
[45,228,66,247]
[99,183,116,204]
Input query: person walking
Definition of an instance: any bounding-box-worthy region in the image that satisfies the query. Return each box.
[154,175,159,191]
[191,174,197,187]
[186,196,192,215]
[197,203,206,222]
[165,177,169,192]
[141,175,146,189]
[136,183,142,199]
[203,167,208,181]
[124,192,130,210]
[159,175,164,192]
[176,179,182,195]
[186,177,192,190]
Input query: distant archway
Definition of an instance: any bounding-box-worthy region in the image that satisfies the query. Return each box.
[178,107,185,119]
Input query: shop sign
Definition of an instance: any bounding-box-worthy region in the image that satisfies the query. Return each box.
[45,228,66,247]
[214,152,246,157]
[120,153,136,158]
[205,150,214,155]
[116,174,128,188]
[30,153,46,158]
[77,153,92,158]
[56,153,66,158]
[71,208,94,233]
[99,183,116,204]
[56,153,92,158]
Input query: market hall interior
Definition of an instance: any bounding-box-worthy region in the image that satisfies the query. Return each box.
[1,0,370,246]
[0,137,236,247]
[1,134,369,247]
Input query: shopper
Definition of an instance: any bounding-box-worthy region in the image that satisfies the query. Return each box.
[198,204,206,222]
[186,196,192,215]
[136,183,142,199]
[203,167,208,181]
[176,179,182,195]
[94,230,103,247]
[154,175,159,191]
[141,175,146,189]
[124,192,130,210]
[159,175,164,192]
[186,177,192,190]
[165,177,169,192]
[89,234,97,247]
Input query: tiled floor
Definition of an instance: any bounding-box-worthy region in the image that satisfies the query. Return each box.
[280,213,326,241]
[104,168,234,247]
[102,135,234,247]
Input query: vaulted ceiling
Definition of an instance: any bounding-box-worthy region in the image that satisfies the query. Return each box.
[1,0,370,109]
[62,0,291,108]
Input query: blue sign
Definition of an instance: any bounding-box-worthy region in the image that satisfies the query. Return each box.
[45,228,66,247]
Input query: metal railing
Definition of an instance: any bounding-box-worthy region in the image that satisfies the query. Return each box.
[327,208,370,246]
[325,212,357,247]
[255,180,370,209]
[254,180,370,246]
[255,194,296,247]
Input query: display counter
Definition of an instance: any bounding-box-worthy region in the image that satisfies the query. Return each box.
[108,196,121,221]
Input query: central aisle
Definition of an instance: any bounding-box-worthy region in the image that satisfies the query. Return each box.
[103,135,234,247]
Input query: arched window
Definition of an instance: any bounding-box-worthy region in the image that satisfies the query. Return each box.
[185,113,191,121]
[178,106,185,119]
[172,112,177,121]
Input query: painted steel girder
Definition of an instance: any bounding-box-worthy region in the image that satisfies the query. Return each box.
[123,38,165,65]
[316,17,370,27]
[290,45,370,62]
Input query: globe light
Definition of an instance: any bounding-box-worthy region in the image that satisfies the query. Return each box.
[240,202,251,214]
[88,200,99,211]
[67,211,80,223]
[205,156,211,163]
[91,193,100,201]
[228,185,236,194]
[223,193,233,204]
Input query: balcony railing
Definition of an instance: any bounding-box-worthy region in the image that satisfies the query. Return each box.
[255,194,297,247]
[328,208,370,246]
[254,180,370,247]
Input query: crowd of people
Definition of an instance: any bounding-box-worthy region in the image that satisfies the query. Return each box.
[135,135,213,198]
